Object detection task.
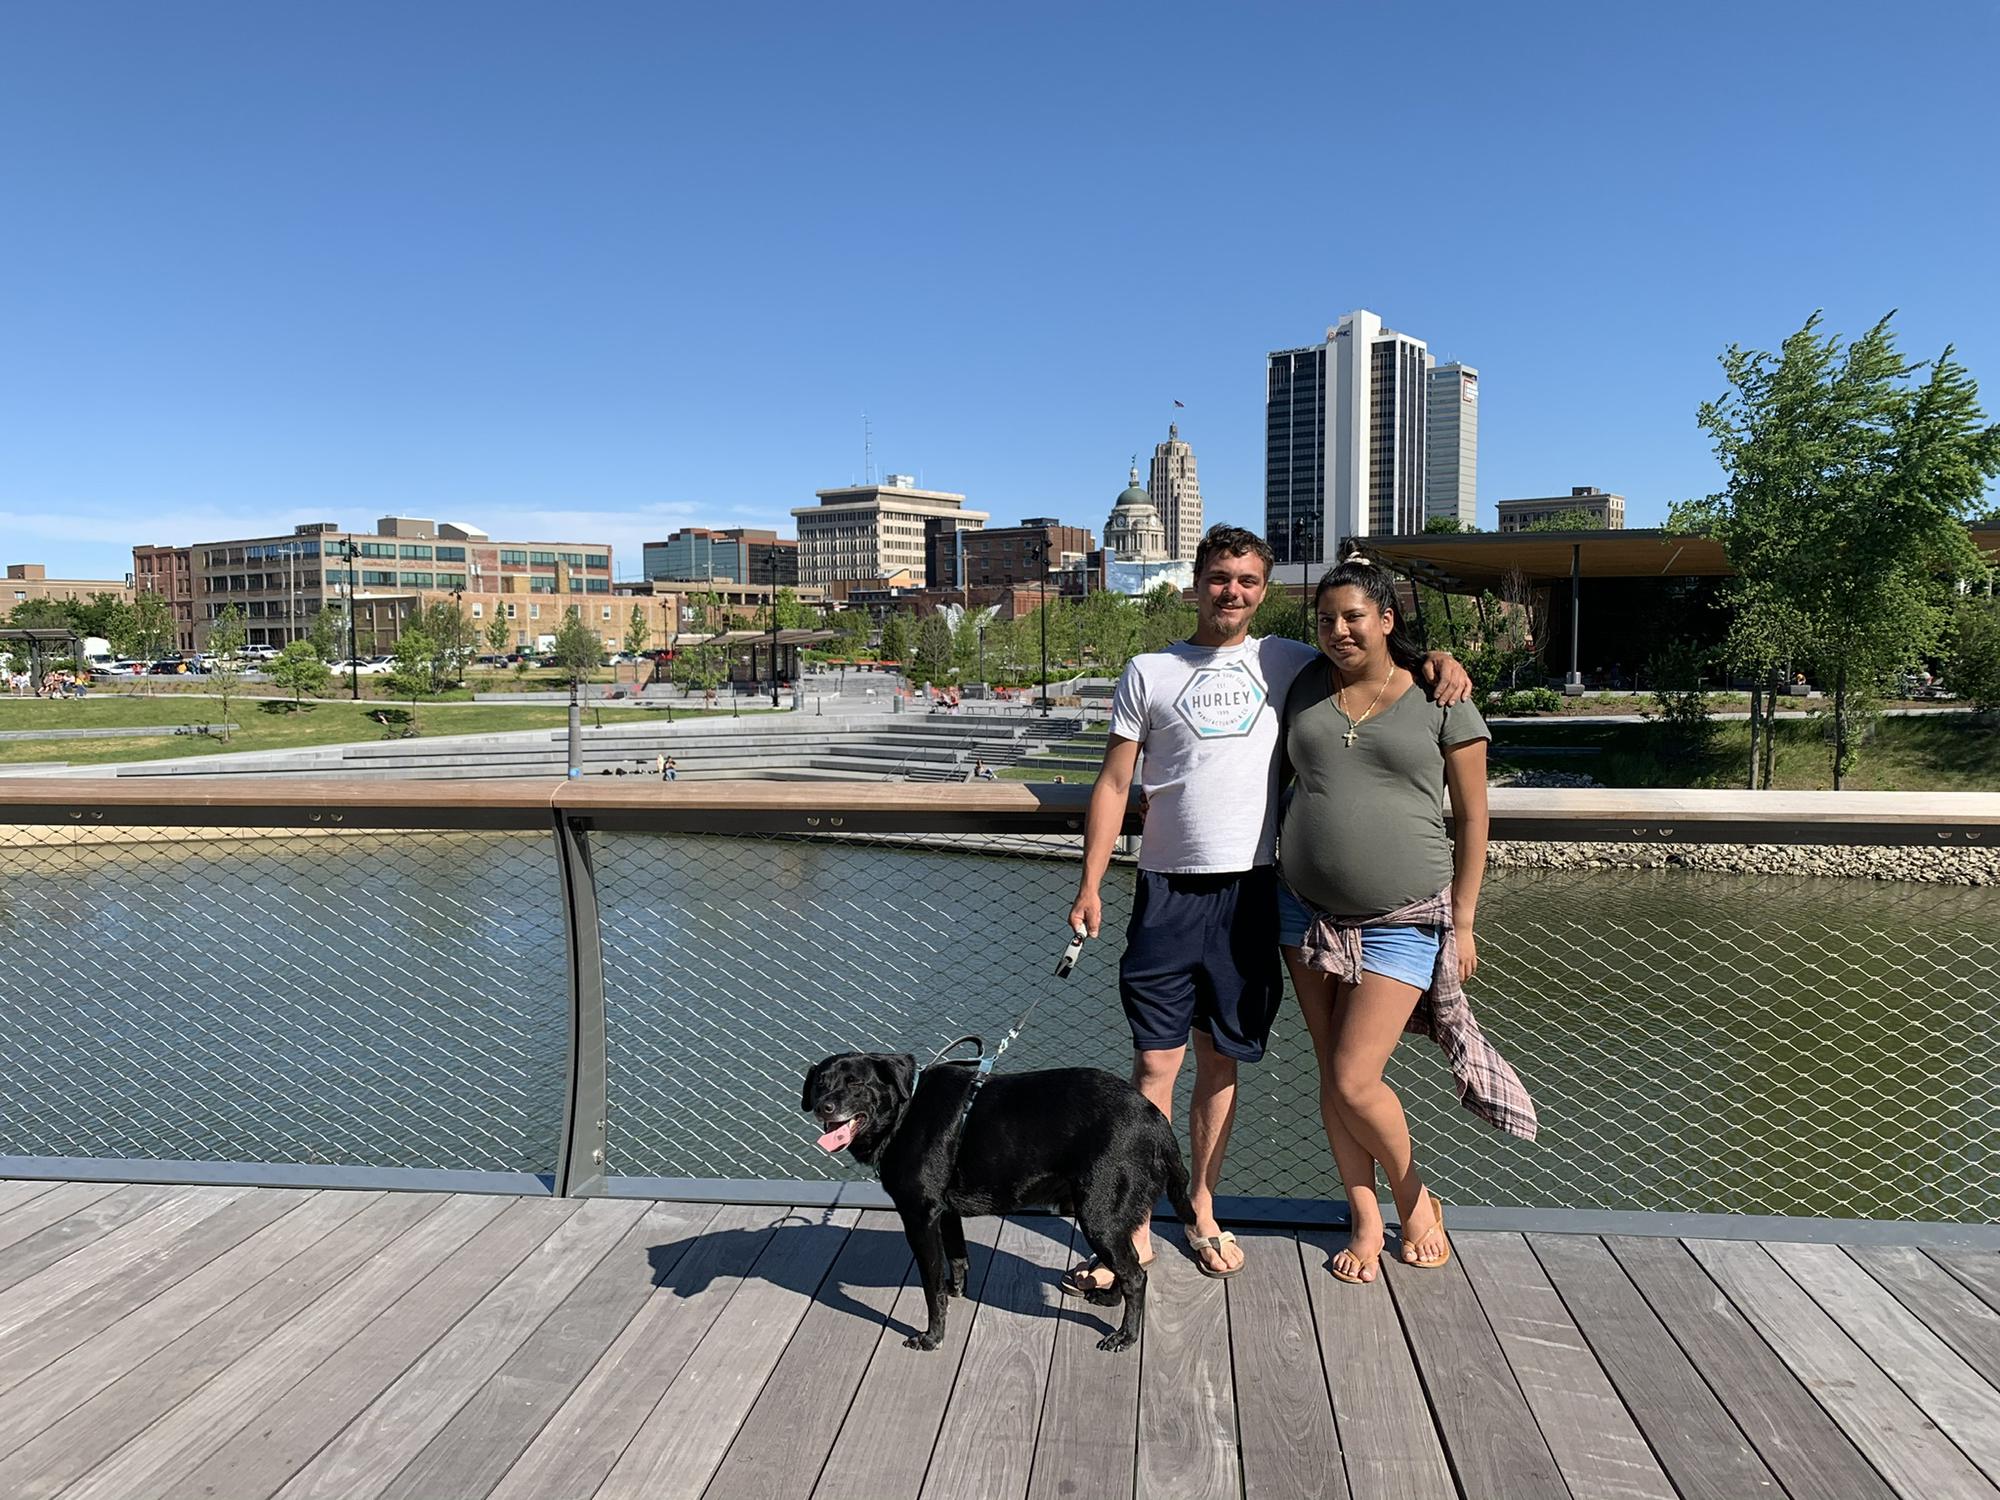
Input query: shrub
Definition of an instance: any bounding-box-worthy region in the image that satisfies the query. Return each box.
[1499,687,1562,714]
[1946,598,2000,711]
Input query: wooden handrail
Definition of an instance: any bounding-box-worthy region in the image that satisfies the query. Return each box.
[0,777,1994,843]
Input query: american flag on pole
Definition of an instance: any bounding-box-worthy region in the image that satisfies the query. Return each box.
[1173,399,1185,407]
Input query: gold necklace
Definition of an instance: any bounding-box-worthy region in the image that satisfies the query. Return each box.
[1334,663,1395,747]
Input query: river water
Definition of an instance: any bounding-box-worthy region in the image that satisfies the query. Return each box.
[1,827,1992,1222]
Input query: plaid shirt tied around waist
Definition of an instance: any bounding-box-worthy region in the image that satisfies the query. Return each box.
[1295,885,1539,1142]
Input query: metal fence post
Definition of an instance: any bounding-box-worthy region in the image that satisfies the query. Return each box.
[553,811,610,1196]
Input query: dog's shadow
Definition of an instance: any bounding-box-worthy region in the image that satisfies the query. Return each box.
[644,1214,1121,1343]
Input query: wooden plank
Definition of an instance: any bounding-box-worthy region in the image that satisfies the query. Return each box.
[1529,1234,1773,1500]
[1386,1243,1568,1500]
[0,1184,243,1327]
[271,1197,646,1500]
[1136,1220,1237,1500]
[1026,1224,1142,1500]
[1459,1232,1673,1500]
[1930,1251,2000,1317]
[1227,1227,1346,1500]
[811,1213,1007,1500]
[1850,1246,2000,1391]
[0,1182,123,1259]
[596,1208,862,1500]
[379,1199,720,1500]
[1685,1237,1997,1500]
[174,1195,584,1500]
[58,1192,515,1500]
[706,1209,915,1500]
[0,1186,306,1398]
[922,1215,1074,1500]
[0,1182,179,1292]
[487,1201,789,1500]
[1605,1233,1895,1500]
[1297,1228,1454,1500]
[0,1190,434,1500]
[0,1181,61,1221]
[1765,1240,2000,1484]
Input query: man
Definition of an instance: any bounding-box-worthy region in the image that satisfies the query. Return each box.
[1065,525,1468,1285]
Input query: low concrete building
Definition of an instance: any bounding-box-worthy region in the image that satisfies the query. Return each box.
[3,563,134,610]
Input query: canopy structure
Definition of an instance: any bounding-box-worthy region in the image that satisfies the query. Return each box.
[0,627,82,680]
[1354,525,1998,691]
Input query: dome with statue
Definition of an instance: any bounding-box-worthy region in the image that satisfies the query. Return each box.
[1103,460,1168,561]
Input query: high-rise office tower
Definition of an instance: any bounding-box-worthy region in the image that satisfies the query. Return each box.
[1147,422,1203,561]
[1266,310,1440,560]
[1425,363,1478,529]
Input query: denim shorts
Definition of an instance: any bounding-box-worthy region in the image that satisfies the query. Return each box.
[1277,882,1442,990]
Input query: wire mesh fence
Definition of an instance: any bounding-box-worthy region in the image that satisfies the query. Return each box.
[0,811,1993,1222]
[0,822,569,1174]
[593,831,2000,1222]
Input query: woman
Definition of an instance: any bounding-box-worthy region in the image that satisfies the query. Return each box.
[1277,554,1534,1284]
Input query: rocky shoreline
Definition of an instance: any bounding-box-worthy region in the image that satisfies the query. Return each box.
[1487,838,1998,886]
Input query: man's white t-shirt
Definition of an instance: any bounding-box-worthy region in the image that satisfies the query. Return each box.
[1108,636,1321,874]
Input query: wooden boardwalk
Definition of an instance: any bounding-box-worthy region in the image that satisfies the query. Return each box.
[0,1181,1994,1499]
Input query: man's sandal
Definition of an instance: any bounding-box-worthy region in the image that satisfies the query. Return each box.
[1186,1227,1245,1279]
[1059,1252,1154,1296]
[1399,1197,1451,1269]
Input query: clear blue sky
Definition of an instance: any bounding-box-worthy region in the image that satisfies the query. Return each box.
[3,0,1995,582]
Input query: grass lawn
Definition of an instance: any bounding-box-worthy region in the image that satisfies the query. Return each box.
[0,697,576,767]
[1490,713,1998,790]
[1000,766,1099,784]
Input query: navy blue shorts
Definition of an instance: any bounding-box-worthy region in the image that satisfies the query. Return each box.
[1119,867,1284,1062]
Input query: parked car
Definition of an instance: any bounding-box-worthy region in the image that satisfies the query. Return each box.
[331,657,394,676]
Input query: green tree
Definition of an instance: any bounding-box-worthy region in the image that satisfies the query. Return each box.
[484,608,512,658]
[1423,515,1478,534]
[1946,596,2000,711]
[386,626,441,732]
[1678,312,2000,786]
[122,590,175,657]
[878,610,912,665]
[6,598,74,631]
[307,603,344,664]
[1523,508,1607,532]
[910,613,954,684]
[420,598,474,686]
[771,587,814,630]
[268,640,331,709]
[550,605,604,691]
[622,604,652,660]
[206,606,248,741]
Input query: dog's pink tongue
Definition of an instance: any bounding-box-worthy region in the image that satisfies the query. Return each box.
[817,1120,858,1153]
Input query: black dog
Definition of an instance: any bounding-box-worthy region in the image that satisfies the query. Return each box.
[801,1051,1196,1352]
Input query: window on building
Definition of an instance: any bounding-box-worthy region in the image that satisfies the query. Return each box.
[529,604,541,620]
[601,607,612,620]
[584,555,609,569]
[436,546,466,562]
[499,549,528,566]
[470,603,483,619]
[559,552,584,567]
[505,603,517,619]
[399,545,433,560]
[362,570,395,586]
[399,573,433,587]
[529,551,557,565]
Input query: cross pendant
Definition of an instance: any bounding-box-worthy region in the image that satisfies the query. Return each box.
[1342,727,1358,748]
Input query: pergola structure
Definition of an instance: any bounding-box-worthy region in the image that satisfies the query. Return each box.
[0,627,82,683]
[673,627,838,698]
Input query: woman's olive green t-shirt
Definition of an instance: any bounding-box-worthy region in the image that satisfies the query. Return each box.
[1278,661,1490,919]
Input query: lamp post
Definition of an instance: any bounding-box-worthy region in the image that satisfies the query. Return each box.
[342,542,359,700]
[1292,518,1313,642]
[1028,541,1050,716]
[769,597,780,709]
[977,622,986,683]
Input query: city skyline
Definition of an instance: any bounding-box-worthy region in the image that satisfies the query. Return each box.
[3,4,1995,582]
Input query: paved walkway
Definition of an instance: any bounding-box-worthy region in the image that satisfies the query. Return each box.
[0,1180,1995,1498]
